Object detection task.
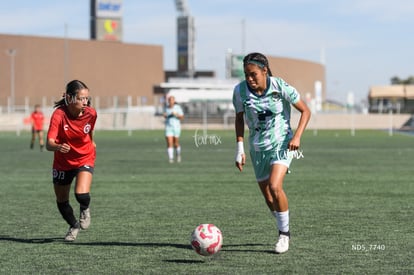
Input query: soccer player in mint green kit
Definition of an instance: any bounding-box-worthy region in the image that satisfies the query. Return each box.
[164,95,184,163]
[233,52,311,253]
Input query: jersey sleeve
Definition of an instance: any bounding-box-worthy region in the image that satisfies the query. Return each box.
[275,77,300,104]
[90,107,97,131]
[176,105,184,116]
[232,84,244,114]
[47,109,62,140]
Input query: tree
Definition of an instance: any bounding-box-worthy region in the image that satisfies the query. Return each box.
[391,76,401,85]
[406,76,414,84]
[391,76,414,85]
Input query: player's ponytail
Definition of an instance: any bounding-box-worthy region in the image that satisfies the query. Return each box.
[243,52,273,76]
[54,80,89,108]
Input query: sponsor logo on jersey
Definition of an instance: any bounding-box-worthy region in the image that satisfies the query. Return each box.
[272,91,281,99]
[84,123,92,134]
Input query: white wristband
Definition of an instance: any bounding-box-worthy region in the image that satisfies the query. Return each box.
[235,141,244,163]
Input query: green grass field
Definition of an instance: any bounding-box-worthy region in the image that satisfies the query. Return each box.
[0,129,413,274]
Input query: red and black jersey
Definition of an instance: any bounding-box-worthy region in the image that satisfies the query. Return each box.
[31,111,44,131]
[47,106,97,170]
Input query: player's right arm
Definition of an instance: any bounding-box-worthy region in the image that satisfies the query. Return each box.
[46,110,70,153]
[46,138,71,153]
[233,84,246,172]
[235,112,246,172]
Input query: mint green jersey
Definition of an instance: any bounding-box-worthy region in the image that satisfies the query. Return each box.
[233,77,300,151]
[165,104,184,129]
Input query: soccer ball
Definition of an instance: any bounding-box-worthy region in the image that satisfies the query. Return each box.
[190,224,223,256]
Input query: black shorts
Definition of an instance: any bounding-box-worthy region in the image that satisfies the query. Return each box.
[53,165,94,185]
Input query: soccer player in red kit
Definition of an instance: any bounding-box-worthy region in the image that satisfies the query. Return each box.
[30,104,45,151]
[46,80,97,241]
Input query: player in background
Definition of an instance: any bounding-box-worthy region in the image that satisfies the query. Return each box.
[164,95,184,163]
[30,104,45,151]
[46,80,97,241]
[233,53,311,254]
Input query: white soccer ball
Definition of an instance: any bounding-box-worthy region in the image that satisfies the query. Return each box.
[190,224,223,256]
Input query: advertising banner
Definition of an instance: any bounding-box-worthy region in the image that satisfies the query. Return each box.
[231,54,244,79]
[95,0,122,18]
[96,18,122,41]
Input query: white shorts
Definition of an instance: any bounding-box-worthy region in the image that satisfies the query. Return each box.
[165,125,181,137]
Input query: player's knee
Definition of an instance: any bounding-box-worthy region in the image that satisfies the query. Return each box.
[75,193,91,208]
[270,185,284,200]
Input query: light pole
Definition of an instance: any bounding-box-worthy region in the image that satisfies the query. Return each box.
[6,49,17,112]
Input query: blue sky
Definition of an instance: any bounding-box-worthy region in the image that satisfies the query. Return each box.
[1,0,413,103]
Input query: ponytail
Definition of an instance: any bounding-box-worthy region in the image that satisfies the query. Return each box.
[54,80,89,108]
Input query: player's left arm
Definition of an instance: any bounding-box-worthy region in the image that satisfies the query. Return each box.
[89,131,96,148]
[289,99,311,151]
[90,110,97,148]
[30,113,35,127]
[174,106,184,120]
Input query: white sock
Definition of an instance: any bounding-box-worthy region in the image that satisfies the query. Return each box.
[176,146,181,156]
[167,147,174,160]
[273,210,289,233]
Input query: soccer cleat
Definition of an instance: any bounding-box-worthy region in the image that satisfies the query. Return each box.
[176,155,181,163]
[79,208,91,230]
[169,159,174,163]
[64,223,80,242]
[275,234,290,254]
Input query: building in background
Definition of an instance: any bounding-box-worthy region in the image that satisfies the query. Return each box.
[368,85,414,113]
[155,54,325,124]
[0,0,325,118]
[0,34,163,110]
[0,34,325,118]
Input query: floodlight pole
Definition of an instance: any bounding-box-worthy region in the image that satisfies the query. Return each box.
[241,19,246,54]
[175,0,189,15]
[388,109,393,136]
[6,49,17,112]
[64,23,69,84]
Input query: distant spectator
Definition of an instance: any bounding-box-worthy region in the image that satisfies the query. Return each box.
[30,104,45,151]
[163,95,184,163]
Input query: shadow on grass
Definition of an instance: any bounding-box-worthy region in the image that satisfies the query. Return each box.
[69,242,273,254]
[163,244,275,264]
[222,243,275,254]
[70,242,192,251]
[0,236,61,244]
[0,236,190,249]
[163,259,205,264]
[0,236,274,254]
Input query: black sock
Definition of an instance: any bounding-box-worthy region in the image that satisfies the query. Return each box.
[57,201,77,227]
[75,193,91,211]
[279,230,290,238]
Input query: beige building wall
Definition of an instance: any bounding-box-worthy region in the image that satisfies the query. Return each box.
[0,34,163,107]
[268,56,325,101]
[0,34,325,110]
